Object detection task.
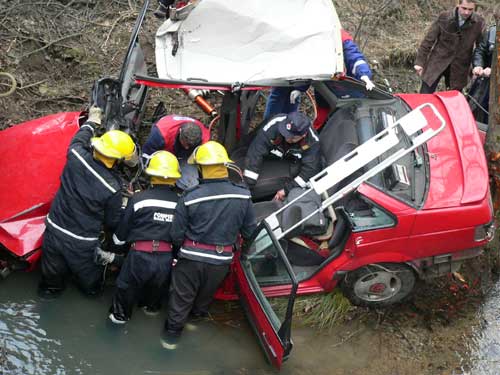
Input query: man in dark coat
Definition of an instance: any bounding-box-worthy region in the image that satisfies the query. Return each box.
[39,107,136,297]
[243,111,321,201]
[162,141,256,349]
[108,151,181,324]
[470,24,497,123]
[414,0,485,93]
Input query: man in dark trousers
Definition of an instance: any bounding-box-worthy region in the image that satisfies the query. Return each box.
[108,150,182,324]
[162,141,256,349]
[243,111,321,201]
[39,107,137,297]
[414,0,485,93]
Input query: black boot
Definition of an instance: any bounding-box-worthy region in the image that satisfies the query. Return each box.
[160,328,182,350]
[153,3,169,19]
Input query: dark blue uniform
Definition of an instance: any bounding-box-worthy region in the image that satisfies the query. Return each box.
[110,185,180,321]
[243,114,321,195]
[164,179,256,334]
[39,121,124,296]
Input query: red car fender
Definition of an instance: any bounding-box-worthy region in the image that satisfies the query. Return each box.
[0,112,81,259]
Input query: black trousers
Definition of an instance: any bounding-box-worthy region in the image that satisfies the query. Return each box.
[39,229,103,296]
[420,65,452,94]
[110,250,172,320]
[165,258,229,333]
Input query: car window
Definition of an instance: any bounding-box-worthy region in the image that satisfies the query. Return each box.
[242,228,295,328]
[343,194,395,231]
[369,145,427,207]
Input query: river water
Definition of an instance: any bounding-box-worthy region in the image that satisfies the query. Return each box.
[1,270,500,374]
[467,280,500,375]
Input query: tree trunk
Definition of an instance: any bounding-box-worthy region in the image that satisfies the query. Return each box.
[485,21,500,208]
[484,20,500,272]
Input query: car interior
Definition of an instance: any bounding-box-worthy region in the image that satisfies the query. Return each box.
[235,79,428,283]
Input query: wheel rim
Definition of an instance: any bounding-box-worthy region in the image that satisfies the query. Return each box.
[353,269,403,302]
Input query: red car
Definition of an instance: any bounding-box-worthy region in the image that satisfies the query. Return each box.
[0,0,494,369]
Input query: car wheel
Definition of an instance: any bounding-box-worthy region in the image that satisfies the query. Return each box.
[340,263,416,308]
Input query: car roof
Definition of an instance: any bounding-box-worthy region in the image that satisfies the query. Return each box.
[155,0,344,83]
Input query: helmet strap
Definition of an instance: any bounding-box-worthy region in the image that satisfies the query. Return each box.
[93,150,116,168]
[150,176,177,185]
[200,164,228,179]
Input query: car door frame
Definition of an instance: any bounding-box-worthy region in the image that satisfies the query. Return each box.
[233,220,299,369]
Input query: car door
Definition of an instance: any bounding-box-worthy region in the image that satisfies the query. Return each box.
[233,221,298,369]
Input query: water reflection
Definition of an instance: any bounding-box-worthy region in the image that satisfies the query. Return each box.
[1,270,387,375]
[468,280,500,374]
[0,301,90,374]
[7,270,488,374]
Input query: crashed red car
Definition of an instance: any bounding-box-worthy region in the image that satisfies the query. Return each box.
[0,0,494,369]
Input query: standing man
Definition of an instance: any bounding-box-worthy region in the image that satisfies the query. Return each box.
[162,141,256,348]
[39,107,137,297]
[414,0,485,94]
[109,151,181,324]
[243,111,321,201]
[471,24,497,123]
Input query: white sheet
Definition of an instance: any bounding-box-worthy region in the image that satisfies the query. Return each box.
[155,0,343,83]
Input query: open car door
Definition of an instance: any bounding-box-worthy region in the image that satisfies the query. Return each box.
[234,221,298,369]
[91,0,148,132]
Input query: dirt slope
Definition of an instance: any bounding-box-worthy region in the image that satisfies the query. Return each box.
[1,0,497,129]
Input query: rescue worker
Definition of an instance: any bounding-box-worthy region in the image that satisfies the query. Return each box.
[243,111,321,201]
[263,29,375,120]
[108,151,181,324]
[162,141,256,349]
[141,115,210,162]
[38,107,136,297]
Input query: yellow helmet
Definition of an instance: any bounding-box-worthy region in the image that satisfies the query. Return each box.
[188,141,233,165]
[91,130,136,160]
[145,151,181,179]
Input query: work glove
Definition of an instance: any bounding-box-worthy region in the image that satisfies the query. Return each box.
[483,67,492,77]
[360,76,375,91]
[94,246,115,266]
[88,106,103,125]
[289,90,302,105]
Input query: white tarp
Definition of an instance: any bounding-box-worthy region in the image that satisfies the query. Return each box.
[155,0,344,83]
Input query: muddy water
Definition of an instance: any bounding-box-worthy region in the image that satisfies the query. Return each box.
[467,280,500,375]
[1,270,498,374]
[0,271,381,375]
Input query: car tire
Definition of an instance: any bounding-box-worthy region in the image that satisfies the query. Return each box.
[340,263,416,308]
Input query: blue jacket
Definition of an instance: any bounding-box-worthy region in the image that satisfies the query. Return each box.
[341,30,372,80]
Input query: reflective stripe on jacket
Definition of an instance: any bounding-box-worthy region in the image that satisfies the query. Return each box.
[46,121,123,242]
[171,179,257,265]
[243,114,321,194]
[112,185,180,247]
